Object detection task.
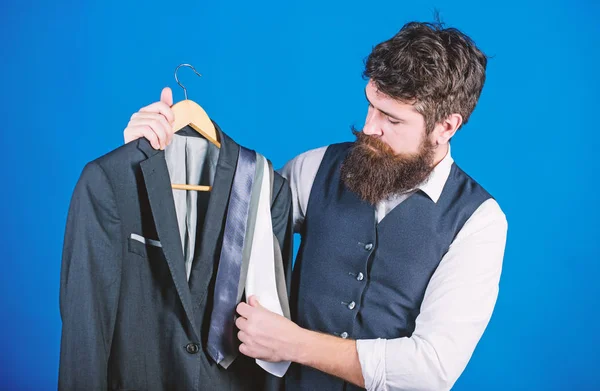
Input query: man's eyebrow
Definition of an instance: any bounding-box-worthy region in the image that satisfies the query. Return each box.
[364,88,404,121]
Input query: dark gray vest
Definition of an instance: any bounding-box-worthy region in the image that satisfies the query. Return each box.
[286,143,492,391]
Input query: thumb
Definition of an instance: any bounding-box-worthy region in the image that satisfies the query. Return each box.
[160,87,173,107]
[248,295,262,308]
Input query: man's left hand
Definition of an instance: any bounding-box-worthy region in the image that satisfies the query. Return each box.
[235,296,304,363]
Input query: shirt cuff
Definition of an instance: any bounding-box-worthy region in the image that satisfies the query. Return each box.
[356,338,387,391]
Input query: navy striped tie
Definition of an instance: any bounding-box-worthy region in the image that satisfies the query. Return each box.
[207,146,256,367]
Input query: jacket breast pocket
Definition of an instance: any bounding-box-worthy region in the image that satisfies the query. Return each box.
[128,233,164,259]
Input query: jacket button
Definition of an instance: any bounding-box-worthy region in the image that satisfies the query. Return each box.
[185,343,200,354]
[364,243,373,251]
[356,272,364,281]
[340,332,349,339]
[347,301,356,310]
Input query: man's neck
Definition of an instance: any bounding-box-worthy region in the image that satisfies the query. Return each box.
[432,143,450,168]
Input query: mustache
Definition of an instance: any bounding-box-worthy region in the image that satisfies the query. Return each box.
[350,127,396,157]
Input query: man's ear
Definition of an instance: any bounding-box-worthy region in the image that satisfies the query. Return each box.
[434,113,463,145]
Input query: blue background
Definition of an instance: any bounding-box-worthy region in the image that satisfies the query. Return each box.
[1,0,598,389]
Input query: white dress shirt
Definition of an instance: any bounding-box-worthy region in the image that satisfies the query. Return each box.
[279,145,508,391]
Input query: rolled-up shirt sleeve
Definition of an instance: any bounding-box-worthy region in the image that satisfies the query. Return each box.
[357,198,508,391]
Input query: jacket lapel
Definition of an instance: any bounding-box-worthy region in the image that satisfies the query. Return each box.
[138,139,200,340]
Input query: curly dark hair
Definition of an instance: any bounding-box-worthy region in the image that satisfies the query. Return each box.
[364,21,488,133]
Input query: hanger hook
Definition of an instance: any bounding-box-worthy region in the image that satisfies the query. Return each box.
[174,63,202,100]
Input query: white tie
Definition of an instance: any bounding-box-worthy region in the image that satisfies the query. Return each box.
[245,156,291,377]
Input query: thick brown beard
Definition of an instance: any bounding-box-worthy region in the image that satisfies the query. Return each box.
[340,128,436,205]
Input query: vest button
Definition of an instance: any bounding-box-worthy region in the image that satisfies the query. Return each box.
[185,343,200,354]
[364,243,373,251]
[356,272,364,281]
[347,301,356,310]
[340,332,349,339]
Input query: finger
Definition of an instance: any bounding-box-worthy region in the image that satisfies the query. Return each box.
[125,126,160,150]
[239,343,252,357]
[131,113,173,145]
[160,87,173,107]
[248,296,262,308]
[235,316,248,331]
[124,126,138,144]
[236,302,253,318]
[237,330,250,343]
[140,101,175,124]
[128,117,169,149]
[131,112,171,129]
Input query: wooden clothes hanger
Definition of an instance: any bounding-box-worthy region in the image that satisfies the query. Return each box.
[170,64,221,192]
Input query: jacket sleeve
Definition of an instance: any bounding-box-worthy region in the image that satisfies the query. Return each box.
[270,174,294,299]
[59,161,123,390]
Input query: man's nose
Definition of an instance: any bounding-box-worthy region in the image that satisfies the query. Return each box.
[362,116,382,136]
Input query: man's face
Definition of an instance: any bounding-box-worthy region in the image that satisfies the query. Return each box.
[339,80,437,204]
[363,80,429,154]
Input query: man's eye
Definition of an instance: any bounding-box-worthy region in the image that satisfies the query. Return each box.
[388,118,400,125]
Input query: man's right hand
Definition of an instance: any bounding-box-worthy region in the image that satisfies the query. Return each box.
[123,87,175,150]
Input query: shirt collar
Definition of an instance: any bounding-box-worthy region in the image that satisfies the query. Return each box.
[417,144,454,203]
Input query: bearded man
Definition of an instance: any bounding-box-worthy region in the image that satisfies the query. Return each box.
[124,21,508,391]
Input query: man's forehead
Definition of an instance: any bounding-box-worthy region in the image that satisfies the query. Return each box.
[366,82,419,114]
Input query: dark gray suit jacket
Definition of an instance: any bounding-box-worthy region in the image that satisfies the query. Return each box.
[59,126,293,390]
